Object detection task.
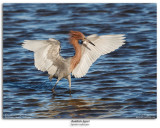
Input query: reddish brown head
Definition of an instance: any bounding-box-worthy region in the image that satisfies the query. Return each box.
[69,30,95,47]
[70,30,85,40]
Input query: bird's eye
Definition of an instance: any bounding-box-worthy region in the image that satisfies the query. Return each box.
[79,40,83,44]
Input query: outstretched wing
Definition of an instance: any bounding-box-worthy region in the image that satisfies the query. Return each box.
[72,34,126,78]
[22,38,62,75]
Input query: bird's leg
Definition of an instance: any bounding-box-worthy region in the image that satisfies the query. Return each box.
[49,75,53,81]
[67,75,71,95]
[52,79,60,93]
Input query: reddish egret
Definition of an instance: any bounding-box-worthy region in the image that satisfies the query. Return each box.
[22,31,125,94]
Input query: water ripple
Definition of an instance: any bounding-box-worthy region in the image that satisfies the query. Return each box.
[3,3,156,119]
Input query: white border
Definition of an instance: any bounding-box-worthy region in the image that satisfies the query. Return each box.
[0,0,159,128]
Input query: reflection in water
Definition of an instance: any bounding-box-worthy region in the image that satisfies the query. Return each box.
[3,3,156,118]
[34,96,127,118]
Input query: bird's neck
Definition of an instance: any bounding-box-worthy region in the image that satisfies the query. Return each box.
[70,37,82,72]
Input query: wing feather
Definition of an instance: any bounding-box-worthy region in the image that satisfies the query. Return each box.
[22,38,61,75]
[72,34,125,78]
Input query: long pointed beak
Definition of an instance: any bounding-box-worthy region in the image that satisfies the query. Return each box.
[84,38,95,46]
[83,44,91,50]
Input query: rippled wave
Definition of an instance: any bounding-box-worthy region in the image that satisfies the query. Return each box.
[3,3,157,119]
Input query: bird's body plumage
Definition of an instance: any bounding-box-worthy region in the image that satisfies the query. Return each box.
[22,31,125,93]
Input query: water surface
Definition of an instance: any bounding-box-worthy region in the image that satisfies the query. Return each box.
[3,3,157,119]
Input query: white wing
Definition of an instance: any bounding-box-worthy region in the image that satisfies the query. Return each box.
[72,34,126,78]
[22,38,62,75]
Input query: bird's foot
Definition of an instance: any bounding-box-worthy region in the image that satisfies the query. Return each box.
[69,89,72,96]
[52,88,56,94]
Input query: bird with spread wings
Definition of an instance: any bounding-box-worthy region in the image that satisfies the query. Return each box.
[22,30,125,94]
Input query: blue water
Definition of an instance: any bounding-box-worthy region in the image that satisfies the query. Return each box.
[3,3,157,119]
